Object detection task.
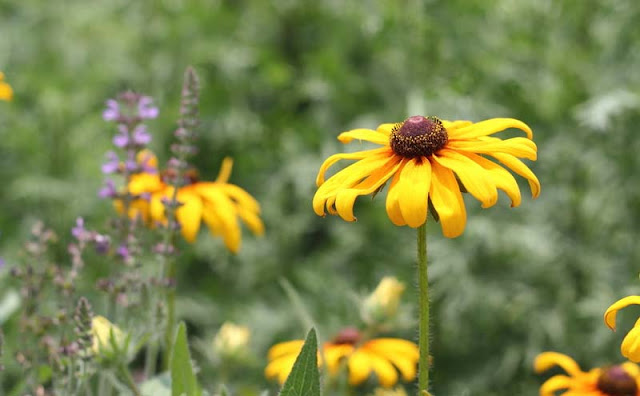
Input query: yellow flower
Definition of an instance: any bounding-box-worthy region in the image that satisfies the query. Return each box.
[0,72,13,101]
[605,296,640,362]
[534,351,640,396]
[370,387,408,396]
[91,315,126,357]
[362,276,406,323]
[265,328,418,388]
[122,151,264,253]
[213,322,251,358]
[313,116,540,237]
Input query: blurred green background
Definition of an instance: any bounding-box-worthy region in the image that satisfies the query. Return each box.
[2,0,640,395]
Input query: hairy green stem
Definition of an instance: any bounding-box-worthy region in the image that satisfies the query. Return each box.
[417,223,429,395]
[117,363,141,396]
[161,185,180,370]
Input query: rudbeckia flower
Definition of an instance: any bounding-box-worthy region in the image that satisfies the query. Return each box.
[313,116,540,237]
[605,296,640,362]
[0,72,13,101]
[265,328,418,388]
[122,151,264,253]
[535,352,640,396]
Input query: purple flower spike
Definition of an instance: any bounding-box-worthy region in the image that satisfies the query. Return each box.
[98,179,117,199]
[101,151,120,174]
[132,125,151,145]
[116,245,130,260]
[125,159,138,172]
[71,217,87,241]
[138,96,159,119]
[113,132,129,148]
[103,99,120,121]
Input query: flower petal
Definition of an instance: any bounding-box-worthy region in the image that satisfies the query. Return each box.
[323,344,354,374]
[267,340,304,360]
[348,349,373,385]
[338,129,390,145]
[376,123,398,136]
[364,339,419,382]
[215,157,234,184]
[236,205,265,236]
[199,187,242,253]
[457,152,522,207]
[434,149,498,208]
[265,354,297,384]
[217,183,261,213]
[175,190,203,243]
[316,147,390,186]
[395,158,432,228]
[534,352,582,376]
[489,152,541,198]
[448,118,533,140]
[365,349,399,388]
[333,155,402,222]
[604,296,640,330]
[385,160,408,226]
[441,120,472,130]
[429,161,467,238]
[448,137,537,161]
[538,375,573,396]
[622,319,640,363]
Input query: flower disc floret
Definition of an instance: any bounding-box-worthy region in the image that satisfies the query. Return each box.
[597,366,638,395]
[390,116,448,158]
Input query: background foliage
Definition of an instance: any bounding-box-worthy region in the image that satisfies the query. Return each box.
[2,0,640,395]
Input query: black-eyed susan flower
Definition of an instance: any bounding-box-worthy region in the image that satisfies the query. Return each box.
[0,72,12,101]
[122,151,264,253]
[313,116,539,237]
[605,296,640,362]
[265,328,418,388]
[535,352,640,396]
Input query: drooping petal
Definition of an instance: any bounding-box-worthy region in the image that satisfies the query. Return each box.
[265,354,297,384]
[216,183,261,213]
[236,205,265,236]
[429,161,467,238]
[621,318,640,362]
[489,152,541,198]
[128,173,164,195]
[267,340,304,360]
[338,129,390,146]
[150,188,174,223]
[448,118,533,140]
[316,147,389,186]
[395,158,432,228]
[175,190,204,243]
[433,149,498,208]
[365,350,399,388]
[441,120,472,130]
[215,157,234,184]
[347,349,373,385]
[538,375,574,396]
[604,296,640,330]
[457,152,522,207]
[621,361,640,378]
[385,160,408,226]
[364,339,418,382]
[376,123,398,136]
[333,155,403,222]
[534,352,583,376]
[323,344,354,374]
[199,186,242,253]
[447,136,537,161]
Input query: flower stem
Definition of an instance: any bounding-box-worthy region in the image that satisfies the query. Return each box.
[417,223,429,394]
[117,363,141,396]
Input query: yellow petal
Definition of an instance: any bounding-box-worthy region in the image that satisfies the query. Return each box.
[396,158,432,228]
[448,136,537,161]
[267,340,304,360]
[489,152,541,198]
[458,152,522,207]
[441,120,472,130]
[150,188,173,223]
[217,183,261,213]
[175,190,203,243]
[316,147,389,186]
[136,150,159,170]
[366,339,419,361]
[434,149,498,208]
[622,318,640,362]
[338,129,390,146]
[376,123,398,136]
[216,157,234,184]
[429,161,467,238]
[348,349,373,385]
[0,78,13,101]
[198,187,241,253]
[385,161,408,226]
[237,205,265,236]
[538,375,573,396]
[448,118,533,140]
[365,349,399,388]
[534,352,582,376]
[621,361,640,377]
[604,296,640,330]
[265,354,297,384]
[333,156,402,222]
[128,173,164,195]
[323,343,354,374]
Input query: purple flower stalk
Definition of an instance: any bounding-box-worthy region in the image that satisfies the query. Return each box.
[101,151,120,174]
[103,99,120,121]
[98,179,117,199]
[138,96,159,119]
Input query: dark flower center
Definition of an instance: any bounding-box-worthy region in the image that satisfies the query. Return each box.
[390,115,448,158]
[331,327,361,345]
[597,366,638,396]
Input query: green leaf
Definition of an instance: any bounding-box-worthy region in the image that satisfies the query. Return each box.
[279,328,321,396]
[171,322,202,396]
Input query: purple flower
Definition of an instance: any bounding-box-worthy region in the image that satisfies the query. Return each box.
[113,125,130,148]
[125,158,138,172]
[99,179,117,199]
[71,217,88,241]
[116,245,130,260]
[138,96,159,119]
[101,151,120,174]
[103,99,120,121]
[93,234,111,254]
[132,125,151,145]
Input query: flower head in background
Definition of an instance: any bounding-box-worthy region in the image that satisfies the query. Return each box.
[265,328,418,388]
[91,315,126,359]
[535,352,640,395]
[0,72,13,101]
[314,116,539,237]
[605,296,640,362]
[213,322,251,360]
[370,387,408,396]
[362,276,406,325]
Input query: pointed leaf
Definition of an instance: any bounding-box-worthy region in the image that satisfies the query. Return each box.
[171,322,202,396]
[279,328,321,396]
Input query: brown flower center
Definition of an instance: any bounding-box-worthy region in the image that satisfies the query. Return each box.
[389,115,448,158]
[331,327,361,345]
[597,366,638,396]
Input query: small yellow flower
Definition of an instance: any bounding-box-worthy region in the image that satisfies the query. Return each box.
[313,116,539,237]
[265,328,418,388]
[0,72,13,101]
[362,276,406,323]
[121,151,264,253]
[534,351,640,396]
[214,322,251,358]
[605,296,640,362]
[91,315,125,357]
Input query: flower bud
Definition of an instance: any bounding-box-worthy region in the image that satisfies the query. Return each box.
[91,315,126,359]
[362,277,406,324]
[213,322,250,359]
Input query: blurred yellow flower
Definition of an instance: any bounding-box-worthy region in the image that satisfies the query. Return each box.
[313,116,539,237]
[265,328,418,388]
[605,296,640,362]
[370,387,408,396]
[362,276,406,323]
[122,151,264,253]
[0,72,13,101]
[534,351,640,396]
[91,315,125,357]
[214,322,250,358]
